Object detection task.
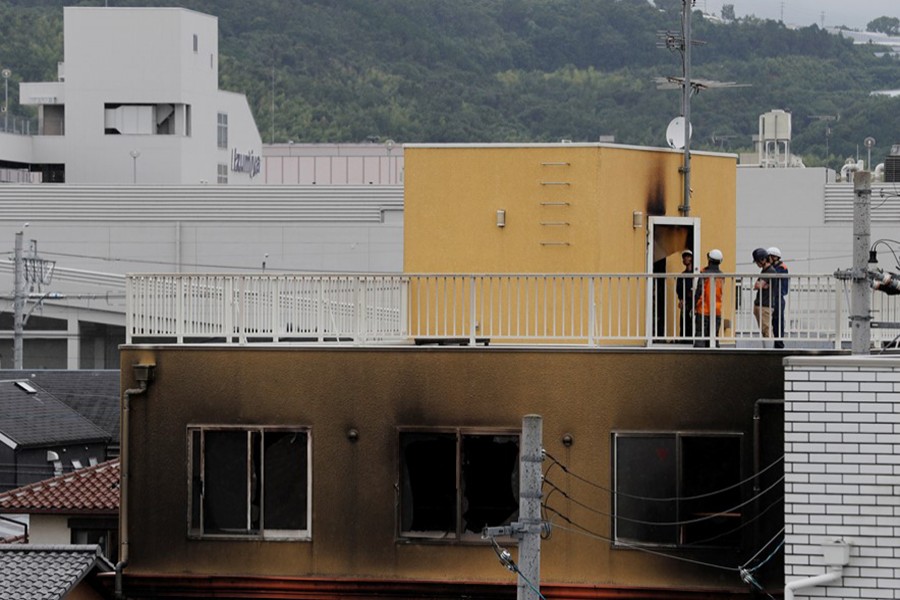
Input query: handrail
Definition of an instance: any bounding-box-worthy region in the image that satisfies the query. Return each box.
[125,272,899,349]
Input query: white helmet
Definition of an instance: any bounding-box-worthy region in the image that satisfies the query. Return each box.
[767,247,782,258]
[707,249,723,262]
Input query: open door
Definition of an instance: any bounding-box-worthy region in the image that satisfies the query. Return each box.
[646,217,700,344]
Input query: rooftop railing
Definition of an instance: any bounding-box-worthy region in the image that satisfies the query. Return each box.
[125,273,900,349]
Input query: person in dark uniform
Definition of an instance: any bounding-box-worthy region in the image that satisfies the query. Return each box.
[675,249,694,340]
[768,247,788,349]
[751,247,776,344]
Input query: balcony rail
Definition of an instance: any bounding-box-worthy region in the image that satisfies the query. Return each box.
[125,273,900,349]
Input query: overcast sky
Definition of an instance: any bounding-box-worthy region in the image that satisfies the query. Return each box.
[697,0,899,30]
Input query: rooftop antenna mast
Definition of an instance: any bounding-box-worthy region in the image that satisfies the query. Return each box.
[657,1,700,216]
[681,0,693,217]
[657,2,748,216]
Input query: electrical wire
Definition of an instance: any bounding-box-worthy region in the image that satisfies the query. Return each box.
[31,250,373,274]
[741,527,785,571]
[543,450,784,502]
[547,508,783,596]
[543,475,784,527]
[486,535,547,600]
[681,494,784,547]
[870,239,900,270]
[543,509,736,573]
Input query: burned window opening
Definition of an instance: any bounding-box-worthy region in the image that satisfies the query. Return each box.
[400,430,519,541]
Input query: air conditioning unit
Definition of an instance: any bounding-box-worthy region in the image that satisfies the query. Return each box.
[885,145,900,183]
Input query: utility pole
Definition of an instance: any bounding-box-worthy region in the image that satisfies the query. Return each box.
[13,229,25,369]
[484,415,544,600]
[851,171,871,355]
[517,414,543,600]
[680,0,692,216]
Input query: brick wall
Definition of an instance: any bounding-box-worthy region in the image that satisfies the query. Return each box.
[784,356,900,597]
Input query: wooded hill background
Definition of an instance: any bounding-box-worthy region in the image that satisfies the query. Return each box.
[1,0,899,169]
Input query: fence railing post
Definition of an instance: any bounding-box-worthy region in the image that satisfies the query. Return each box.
[588,276,596,346]
[834,278,844,350]
[176,276,185,343]
[468,275,477,345]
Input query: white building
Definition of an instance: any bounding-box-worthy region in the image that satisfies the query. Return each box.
[0,7,401,370]
[263,142,404,185]
[783,355,900,598]
[1,6,261,184]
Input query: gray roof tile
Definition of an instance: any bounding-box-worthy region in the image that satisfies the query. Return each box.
[0,380,110,448]
[0,371,120,440]
[0,544,112,600]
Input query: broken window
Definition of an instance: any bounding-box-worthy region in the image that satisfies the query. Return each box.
[188,426,310,540]
[613,432,742,548]
[399,429,519,540]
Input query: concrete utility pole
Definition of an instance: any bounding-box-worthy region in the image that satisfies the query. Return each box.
[483,415,544,600]
[13,229,25,369]
[517,414,543,600]
[851,171,871,355]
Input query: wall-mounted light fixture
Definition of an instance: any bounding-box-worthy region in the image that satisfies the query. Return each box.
[496,209,506,228]
[632,211,644,229]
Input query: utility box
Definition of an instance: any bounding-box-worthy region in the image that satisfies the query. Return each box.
[822,539,851,567]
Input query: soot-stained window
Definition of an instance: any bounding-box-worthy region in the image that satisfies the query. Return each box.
[188,425,310,540]
[614,432,742,548]
[399,429,519,541]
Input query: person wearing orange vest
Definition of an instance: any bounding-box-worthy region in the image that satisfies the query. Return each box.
[694,249,723,347]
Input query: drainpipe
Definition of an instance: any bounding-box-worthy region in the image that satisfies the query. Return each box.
[115,363,155,600]
[784,539,851,600]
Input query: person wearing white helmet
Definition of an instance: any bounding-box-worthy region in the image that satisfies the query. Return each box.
[694,249,724,347]
[767,247,788,348]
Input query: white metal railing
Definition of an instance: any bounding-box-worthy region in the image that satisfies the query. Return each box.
[125,273,900,348]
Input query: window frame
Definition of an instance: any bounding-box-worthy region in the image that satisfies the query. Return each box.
[217,112,228,149]
[187,424,312,541]
[612,431,743,549]
[397,426,520,543]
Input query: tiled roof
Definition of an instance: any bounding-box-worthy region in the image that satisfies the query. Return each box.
[0,544,112,600]
[0,460,119,515]
[0,370,120,440]
[0,379,110,448]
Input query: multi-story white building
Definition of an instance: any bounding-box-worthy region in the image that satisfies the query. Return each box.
[1,6,261,185]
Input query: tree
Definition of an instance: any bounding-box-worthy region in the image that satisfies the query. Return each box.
[721,4,736,22]
[867,16,900,36]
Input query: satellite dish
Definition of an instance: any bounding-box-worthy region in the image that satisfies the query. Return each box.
[864,136,876,149]
[666,117,691,150]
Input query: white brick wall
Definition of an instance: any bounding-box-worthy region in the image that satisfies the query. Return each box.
[784,356,900,597]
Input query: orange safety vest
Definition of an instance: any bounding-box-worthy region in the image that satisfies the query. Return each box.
[695,269,723,316]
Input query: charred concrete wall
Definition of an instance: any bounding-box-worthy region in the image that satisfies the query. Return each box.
[121,345,780,592]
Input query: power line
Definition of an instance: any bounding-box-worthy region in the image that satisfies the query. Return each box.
[543,509,736,573]
[486,536,547,600]
[742,527,786,571]
[29,250,374,274]
[542,474,784,527]
[681,494,784,547]
[543,450,784,502]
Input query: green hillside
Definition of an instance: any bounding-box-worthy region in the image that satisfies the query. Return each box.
[1,0,898,169]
